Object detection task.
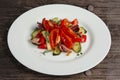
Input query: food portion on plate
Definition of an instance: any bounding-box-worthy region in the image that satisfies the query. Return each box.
[31,17,87,56]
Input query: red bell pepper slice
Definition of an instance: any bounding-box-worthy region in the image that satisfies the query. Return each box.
[62,27,78,39]
[35,31,42,38]
[71,19,78,26]
[72,37,82,42]
[60,30,73,49]
[49,28,60,49]
[38,34,47,49]
[72,35,87,43]
[42,18,54,32]
[42,18,48,31]
[61,26,86,43]
[60,18,69,27]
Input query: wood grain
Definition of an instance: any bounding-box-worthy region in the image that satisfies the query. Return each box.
[0,0,120,80]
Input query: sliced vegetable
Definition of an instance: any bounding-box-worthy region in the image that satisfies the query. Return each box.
[41,31,46,38]
[50,17,61,24]
[42,18,47,30]
[62,27,78,39]
[80,35,87,42]
[66,52,72,56]
[46,42,52,50]
[36,31,42,38]
[38,43,47,49]
[53,46,61,55]
[39,36,45,44]
[60,30,73,49]
[68,23,72,27]
[72,37,82,42]
[41,30,52,50]
[55,33,60,44]
[59,44,72,53]
[60,18,69,27]
[31,38,40,45]
[71,25,79,32]
[31,29,40,38]
[48,21,54,28]
[42,18,54,32]
[71,19,78,26]
[31,17,87,56]
[72,42,81,53]
[72,35,87,43]
[37,22,44,30]
[49,28,60,49]
[79,27,87,35]
[41,31,49,41]
[43,50,52,55]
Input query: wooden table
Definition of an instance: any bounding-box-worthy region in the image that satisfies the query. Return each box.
[0,0,120,80]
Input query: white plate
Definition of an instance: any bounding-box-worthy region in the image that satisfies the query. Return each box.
[7,4,111,76]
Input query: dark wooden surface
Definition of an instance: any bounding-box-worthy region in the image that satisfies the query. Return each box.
[0,0,120,80]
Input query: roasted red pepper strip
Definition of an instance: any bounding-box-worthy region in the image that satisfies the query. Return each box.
[71,19,78,26]
[72,37,82,42]
[62,26,86,43]
[62,27,78,38]
[60,30,73,49]
[60,18,69,27]
[49,28,60,49]
[72,35,87,43]
[42,18,54,32]
[42,18,48,31]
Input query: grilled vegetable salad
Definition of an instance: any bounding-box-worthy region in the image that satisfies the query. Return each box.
[31,17,87,56]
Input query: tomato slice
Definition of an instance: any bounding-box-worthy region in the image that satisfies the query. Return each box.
[71,19,78,26]
[80,35,87,42]
[39,36,45,44]
[38,43,47,49]
[60,30,73,49]
[49,28,60,49]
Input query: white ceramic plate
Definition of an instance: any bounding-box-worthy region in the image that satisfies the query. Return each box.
[7,4,111,76]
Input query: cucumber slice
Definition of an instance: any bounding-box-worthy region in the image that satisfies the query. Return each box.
[72,42,81,53]
[43,50,52,55]
[79,27,87,34]
[50,17,61,24]
[53,46,61,56]
[46,42,52,50]
[41,30,52,50]
[41,30,49,41]
[31,29,40,38]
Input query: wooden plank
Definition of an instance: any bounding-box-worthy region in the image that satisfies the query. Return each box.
[94,8,120,15]
[98,14,120,21]
[0,0,120,80]
[91,1,120,8]
[91,69,120,76]
[95,63,120,69]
